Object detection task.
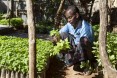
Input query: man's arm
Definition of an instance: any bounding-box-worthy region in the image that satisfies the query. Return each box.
[80,21,94,43]
[59,23,69,33]
[51,23,69,44]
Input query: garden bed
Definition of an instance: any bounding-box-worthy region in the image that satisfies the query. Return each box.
[0,36,54,78]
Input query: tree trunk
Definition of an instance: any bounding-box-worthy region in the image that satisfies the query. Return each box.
[99,0,117,78]
[67,0,74,5]
[10,71,15,78]
[7,0,9,16]
[11,0,14,18]
[26,0,36,78]
[1,69,6,78]
[54,0,65,29]
[107,0,113,31]
[6,70,10,78]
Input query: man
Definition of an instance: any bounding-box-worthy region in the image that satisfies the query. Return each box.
[54,5,97,74]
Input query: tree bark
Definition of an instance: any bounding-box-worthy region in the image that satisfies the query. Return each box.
[11,0,14,18]
[54,0,65,29]
[107,0,112,31]
[1,69,6,78]
[26,0,36,78]
[6,70,10,78]
[99,0,117,78]
[67,0,74,5]
[10,71,15,78]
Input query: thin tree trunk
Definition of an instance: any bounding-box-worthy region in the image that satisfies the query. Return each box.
[7,0,9,16]
[107,0,112,31]
[26,0,36,78]
[67,0,74,5]
[6,70,10,78]
[54,0,65,29]
[16,0,20,17]
[1,69,6,78]
[11,0,14,18]
[89,0,94,22]
[26,74,29,78]
[20,73,24,78]
[99,0,117,77]
[10,71,15,78]
[15,72,19,78]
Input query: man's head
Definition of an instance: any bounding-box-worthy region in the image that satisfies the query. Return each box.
[65,5,80,27]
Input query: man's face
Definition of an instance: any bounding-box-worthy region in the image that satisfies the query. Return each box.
[65,9,79,26]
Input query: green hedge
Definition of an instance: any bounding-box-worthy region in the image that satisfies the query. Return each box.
[0,18,23,27]
[0,36,54,73]
[10,18,23,27]
[0,19,9,25]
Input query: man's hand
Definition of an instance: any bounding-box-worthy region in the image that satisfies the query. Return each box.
[50,29,60,44]
[51,35,60,45]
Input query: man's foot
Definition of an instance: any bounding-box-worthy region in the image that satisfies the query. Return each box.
[92,62,99,73]
[66,64,73,67]
[73,62,84,72]
[83,68,93,75]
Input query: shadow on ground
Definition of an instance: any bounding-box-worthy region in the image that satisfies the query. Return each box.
[46,56,67,78]
[46,56,104,78]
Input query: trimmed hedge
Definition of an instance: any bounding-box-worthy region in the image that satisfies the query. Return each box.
[0,18,23,27]
[10,18,23,27]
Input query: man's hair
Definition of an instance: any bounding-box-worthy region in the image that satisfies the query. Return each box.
[66,5,82,20]
[66,5,80,14]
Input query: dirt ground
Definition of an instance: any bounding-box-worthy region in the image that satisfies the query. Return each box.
[46,56,103,78]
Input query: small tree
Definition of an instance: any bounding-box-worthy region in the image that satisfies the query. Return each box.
[10,0,14,18]
[54,0,65,29]
[99,0,117,78]
[26,0,36,78]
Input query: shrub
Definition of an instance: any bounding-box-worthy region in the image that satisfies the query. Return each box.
[36,21,53,34]
[0,35,69,73]
[0,14,4,20]
[0,36,54,73]
[10,18,23,27]
[0,36,69,73]
[92,25,117,68]
[0,17,23,28]
[0,19,9,25]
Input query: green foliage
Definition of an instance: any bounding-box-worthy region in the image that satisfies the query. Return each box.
[0,36,54,73]
[0,36,28,73]
[36,21,53,34]
[92,25,117,68]
[80,61,91,70]
[10,18,23,27]
[0,19,9,25]
[0,14,4,20]
[51,38,70,56]
[36,39,54,72]
[50,29,70,55]
[50,29,59,37]
[92,24,100,41]
[0,17,23,27]
[0,35,70,73]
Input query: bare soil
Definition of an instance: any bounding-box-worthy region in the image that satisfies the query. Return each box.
[46,56,103,78]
